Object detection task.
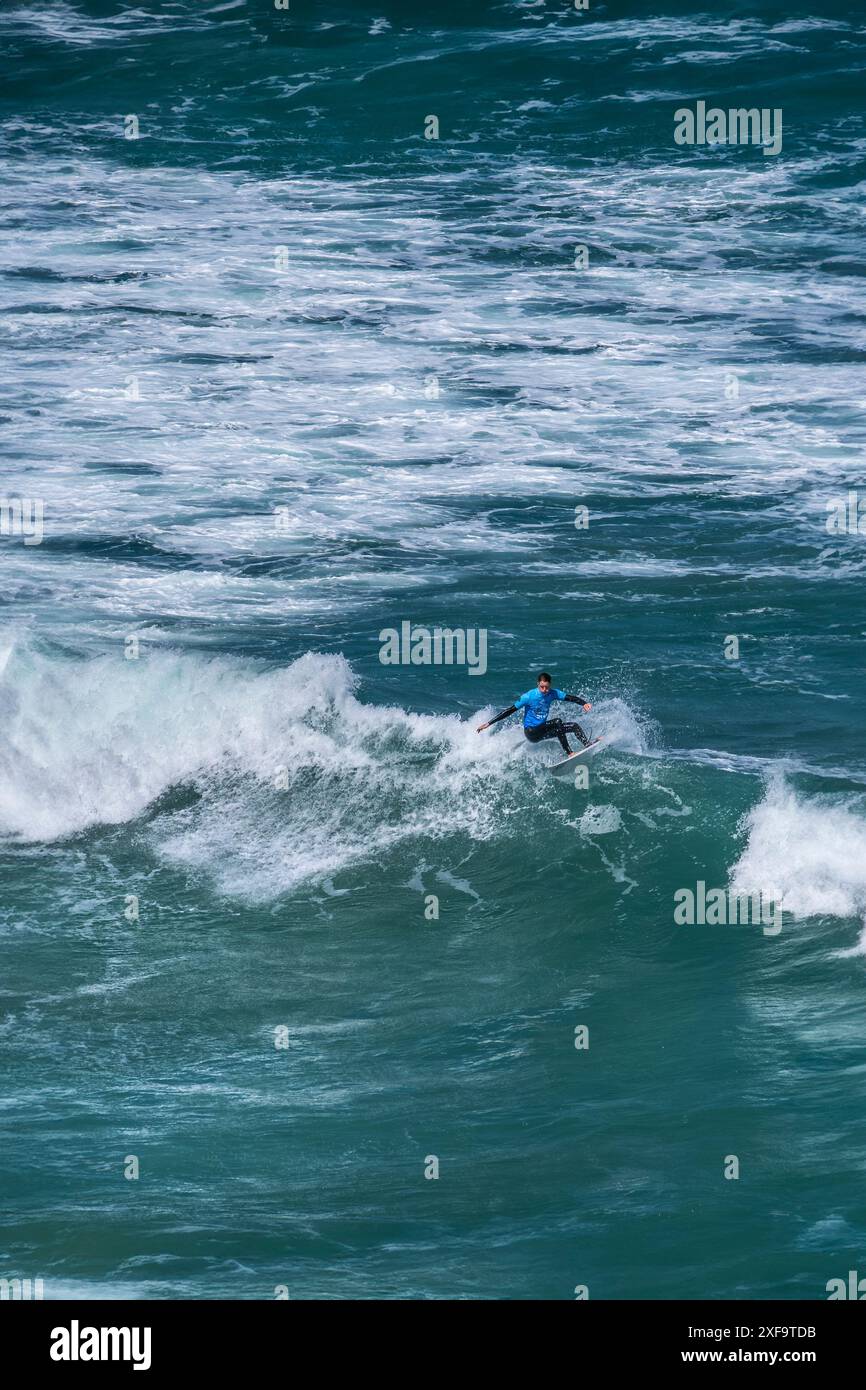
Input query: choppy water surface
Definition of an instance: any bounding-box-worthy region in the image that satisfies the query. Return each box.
[1,2,865,1299]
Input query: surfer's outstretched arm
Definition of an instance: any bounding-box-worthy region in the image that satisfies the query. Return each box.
[563,693,592,712]
[476,704,517,733]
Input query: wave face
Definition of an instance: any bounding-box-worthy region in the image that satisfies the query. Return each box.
[0,640,647,892]
[2,0,866,1303]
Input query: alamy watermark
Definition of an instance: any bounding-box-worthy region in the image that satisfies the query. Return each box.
[827,1270,866,1300]
[379,621,487,675]
[674,881,782,936]
[674,101,782,156]
[50,1322,152,1371]
[826,491,866,535]
[0,497,44,545]
[0,1276,44,1300]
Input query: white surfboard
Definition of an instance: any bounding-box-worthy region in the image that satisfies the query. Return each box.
[549,737,604,776]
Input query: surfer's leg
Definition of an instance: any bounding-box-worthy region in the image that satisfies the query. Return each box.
[561,720,590,748]
[525,721,578,755]
[523,721,570,754]
[543,719,572,754]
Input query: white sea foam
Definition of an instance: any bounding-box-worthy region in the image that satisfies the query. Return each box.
[0,140,862,652]
[579,805,622,836]
[0,641,648,898]
[730,777,866,939]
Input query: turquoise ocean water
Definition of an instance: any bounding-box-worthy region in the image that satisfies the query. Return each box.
[2,1,866,1299]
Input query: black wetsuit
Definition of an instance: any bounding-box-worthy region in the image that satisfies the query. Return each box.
[486,691,591,755]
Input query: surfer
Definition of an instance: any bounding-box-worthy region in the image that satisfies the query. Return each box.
[476,673,592,755]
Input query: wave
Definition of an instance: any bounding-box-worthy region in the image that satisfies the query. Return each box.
[0,640,647,898]
[8,638,866,928]
[730,775,866,940]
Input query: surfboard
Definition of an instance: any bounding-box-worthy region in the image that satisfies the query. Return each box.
[549,737,603,776]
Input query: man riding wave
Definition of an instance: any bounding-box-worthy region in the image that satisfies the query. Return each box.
[476,672,592,756]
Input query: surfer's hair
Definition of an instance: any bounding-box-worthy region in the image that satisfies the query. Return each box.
[537,671,552,683]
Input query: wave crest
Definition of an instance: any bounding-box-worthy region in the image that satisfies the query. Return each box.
[1,641,645,898]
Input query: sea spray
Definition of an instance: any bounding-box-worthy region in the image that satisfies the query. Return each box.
[730,776,866,923]
[0,640,647,898]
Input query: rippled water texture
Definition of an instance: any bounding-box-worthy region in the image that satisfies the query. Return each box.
[1,2,865,1300]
